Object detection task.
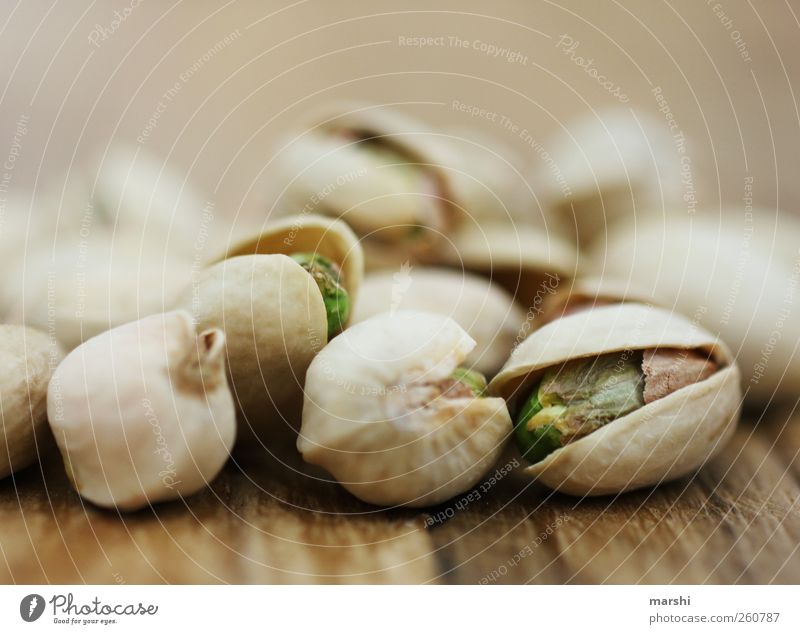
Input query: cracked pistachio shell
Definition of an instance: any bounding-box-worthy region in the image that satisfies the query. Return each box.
[219,213,363,306]
[177,254,327,439]
[440,222,577,308]
[539,108,685,245]
[298,311,513,507]
[593,213,800,403]
[351,267,524,375]
[47,311,236,510]
[273,103,460,267]
[489,303,741,496]
[0,326,63,479]
[539,277,657,326]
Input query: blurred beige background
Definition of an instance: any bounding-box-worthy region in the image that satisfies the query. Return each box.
[0,0,798,233]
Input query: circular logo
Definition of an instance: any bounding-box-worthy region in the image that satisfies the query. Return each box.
[20,594,45,622]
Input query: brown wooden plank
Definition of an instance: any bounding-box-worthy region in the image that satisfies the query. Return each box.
[2,413,798,584]
[426,417,800,584]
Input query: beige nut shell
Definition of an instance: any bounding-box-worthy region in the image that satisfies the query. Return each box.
[592,213,800,403]
[441,222,577,307]
[351,267,524,376]
[47,311,236,510]
[179,254,327,439]
[219,213,363,305]
[0,325,63,479]
[298,311,512,507]
[490,303,741,496]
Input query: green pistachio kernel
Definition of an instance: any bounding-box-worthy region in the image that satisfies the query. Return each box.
[451,366,488,397]
[515,351,645,464]
[291,253,350,338]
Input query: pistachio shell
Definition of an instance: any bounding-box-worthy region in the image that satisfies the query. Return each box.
[177,254,327,439]
[539,108,685,245]
[0,326,63,479]
[539,277,657,325]
[47,311,236,510]
[273,103,458,255]
[351,267,524,375]
[220,213,363,304]
[441,222,577,307]
[593,213,800,402]
[9,234,192,351]
[298,311,512,507]
[490,303,741,496]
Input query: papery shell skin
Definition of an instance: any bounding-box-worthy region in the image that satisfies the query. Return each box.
[220,213,364,308]
[489,303,741,496]
[351,268,524,376]
[178,254,327,440]
[46,311,236,510]
[298,311,512,507]
[0,326,63,479]
[592,213,800,403]
[538,277,657,326]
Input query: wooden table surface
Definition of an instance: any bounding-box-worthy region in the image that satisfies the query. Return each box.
[2,405,798,585]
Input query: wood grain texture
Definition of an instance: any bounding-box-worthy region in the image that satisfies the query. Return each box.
[1,411,798,585]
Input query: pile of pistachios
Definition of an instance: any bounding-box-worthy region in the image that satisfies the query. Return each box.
[7,102,792,511]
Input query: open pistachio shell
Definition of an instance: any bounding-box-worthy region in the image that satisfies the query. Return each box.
[298,311,512,507]
[219,213,363,306]
[177,254,327,440]
[351,267,524,376]
[440,222,577,308]
[273,103,459,267]
[490,303,741,496]
[593,213,800,403]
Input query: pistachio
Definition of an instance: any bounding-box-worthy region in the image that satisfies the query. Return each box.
[0,326,63,479]
[271,103,459,268]
[538,108,685,246]
[9,234,192,351]
[490,303,741,496]
[593,213,800,403]
[46,311,236,510]
[290,252,349,338]
[351,267,525,375]
[297,311,512,507]
[177,253,326,440]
